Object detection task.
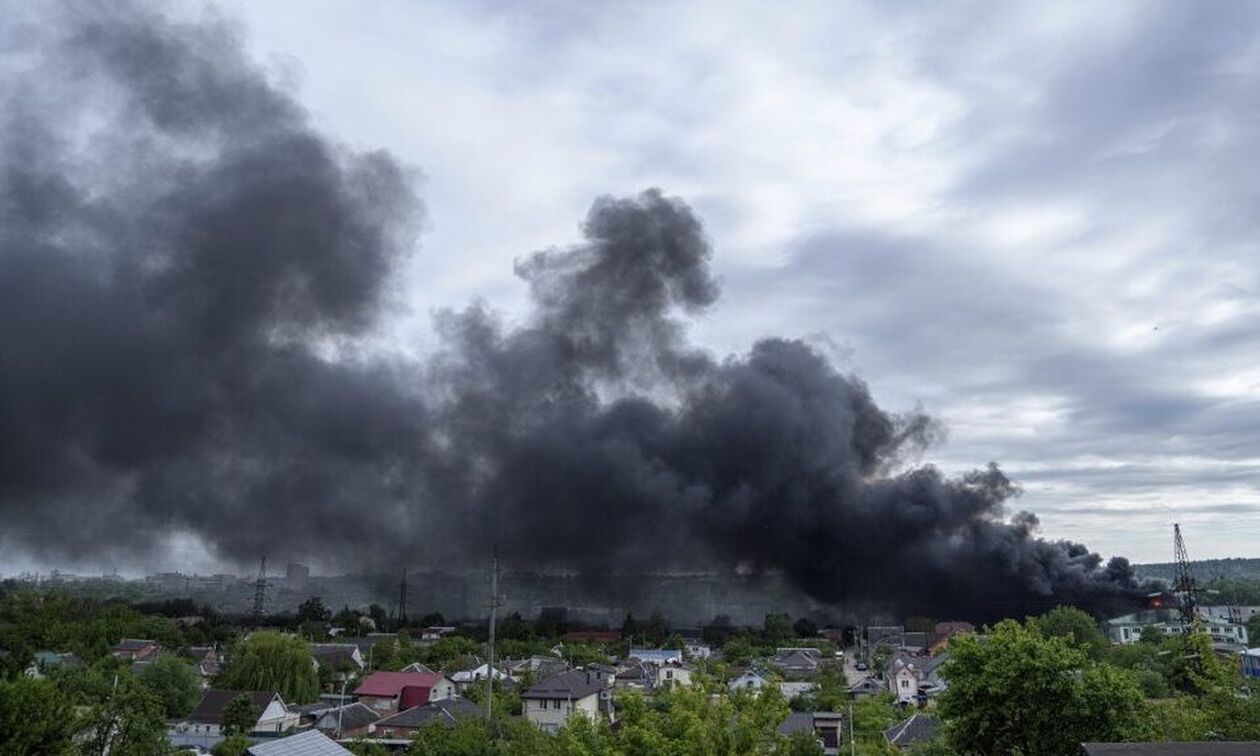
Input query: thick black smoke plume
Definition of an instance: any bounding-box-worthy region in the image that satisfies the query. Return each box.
[0,3,1144,619]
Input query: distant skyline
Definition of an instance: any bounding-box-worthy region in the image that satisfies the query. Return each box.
[3,1,1259,576]
[216,1,1260,565]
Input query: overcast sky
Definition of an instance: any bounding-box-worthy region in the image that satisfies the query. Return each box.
[133,1,1260,566]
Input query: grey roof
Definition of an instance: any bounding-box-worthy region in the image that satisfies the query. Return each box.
[313,702,379,732]
[247,730,352,756]
[773,649,821,670]
[848,677,884,694]
[777,711,815,737]
[374,697,481,729]
[310,645,361,671]
[885,713,940,747]
[523,670,607,700]
[1080,745,1260,755]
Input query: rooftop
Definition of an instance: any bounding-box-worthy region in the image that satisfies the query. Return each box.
[354,671,445,698]
[374,697,482,728]
[523,669,608,700]
[246,730,352,756]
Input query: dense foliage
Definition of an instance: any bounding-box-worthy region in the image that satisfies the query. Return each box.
[217,631,319,704]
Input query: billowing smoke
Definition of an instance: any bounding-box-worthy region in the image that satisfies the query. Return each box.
[0,3,1143,619]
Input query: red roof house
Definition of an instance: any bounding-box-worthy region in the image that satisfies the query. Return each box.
[353,671,456,713]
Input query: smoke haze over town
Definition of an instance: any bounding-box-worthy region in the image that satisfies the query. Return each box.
[3,2,1259,620]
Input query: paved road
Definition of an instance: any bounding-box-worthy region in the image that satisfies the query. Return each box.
[842,645,871,686]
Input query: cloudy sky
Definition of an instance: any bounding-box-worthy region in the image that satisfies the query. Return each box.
[5,0,1255,577]
[202,0,1260,565]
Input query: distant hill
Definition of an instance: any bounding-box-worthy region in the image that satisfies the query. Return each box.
[1134,557,1260,582]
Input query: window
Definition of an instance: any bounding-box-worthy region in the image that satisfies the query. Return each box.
[552,699,561,710]
[666,670,673,679]
[901,679,909,688]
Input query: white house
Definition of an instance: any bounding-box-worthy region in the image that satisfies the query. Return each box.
[522,669,611,733]
[885,655,949,704]
[779,681,819,701]
[728,670,768,693]
[451,663,508,689]
[684,642,712,660]
[187,690,296,736]
[628,648,683,665]
[655,661,694,688]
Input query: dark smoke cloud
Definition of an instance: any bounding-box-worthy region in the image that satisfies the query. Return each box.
[0,2,1144,619]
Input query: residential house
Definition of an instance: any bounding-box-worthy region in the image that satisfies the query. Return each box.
[522,669,611,733]
[372,696,481,738]
[885,654,949,704]
[885,713,940,750]
[509,656,569,682]
[901,633,929,653]
[396,662,434,674]
[1106,609,1249,646]
[311,644,365,679]
[772,648,823,678]
[353,671,456,714]
[246,730,352,756]
[927,622,975,655]
[451,663,508,690]
[24,651,82,678]
[728,670,769,693]
[111,638,160,661]
[289,701,334,730]
[613,660,654,692]
[188,689,295,735]
[312,702,380,739]
[866,627,904,650]
[628,648,683,665]
[779,681,819,702]
[186,646,222,686]
[1242,648,1260,680]
[779,712,844,756]
[655,661,693,688]
[419,626,457,642]
[684,641,712,660]
[847,677,884,698]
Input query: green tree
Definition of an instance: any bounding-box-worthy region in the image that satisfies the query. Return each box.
[642,610,669,646]
[1139,625,1164,645]
[1033,605,1109,659]
[792,617,818,638]
[140,654,202,717]
[211,735,253,756]
[763,613,793,647]
[621,613,638,643]
[296,597,331,624]
[939,619,1153,756]
[782,730,824,756]
[221,694,260,736]
[218,631,319,703]
[78,676,173,756]
[0,676,78,755]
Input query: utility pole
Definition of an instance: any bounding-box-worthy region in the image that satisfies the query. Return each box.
[250,555,268,630]
[849,699,856,756]
[336,679,347,740]
[486,549,500,719]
